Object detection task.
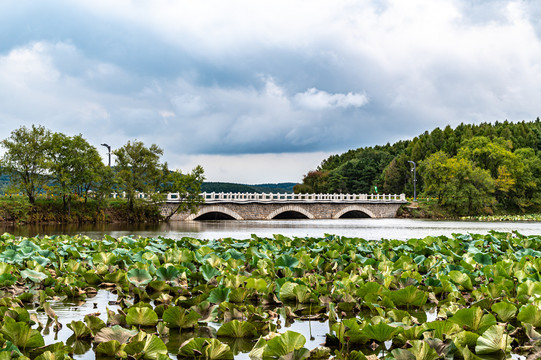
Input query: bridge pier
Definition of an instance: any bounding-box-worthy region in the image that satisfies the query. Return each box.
[161,192,406,220]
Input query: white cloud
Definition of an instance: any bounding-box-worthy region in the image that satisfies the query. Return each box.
[294,88,368,110]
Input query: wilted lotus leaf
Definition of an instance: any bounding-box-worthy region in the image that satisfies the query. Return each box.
[94,325,138,343]
[216,320,258,338]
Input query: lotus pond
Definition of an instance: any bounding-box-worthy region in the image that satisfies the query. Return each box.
[1,232,541,359]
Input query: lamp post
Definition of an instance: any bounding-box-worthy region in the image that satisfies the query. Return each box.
[408,160,417,201]
[101,143,111,167]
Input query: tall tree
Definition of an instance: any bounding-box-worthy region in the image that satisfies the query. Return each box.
[113,140,165,211]
[1,125,52,204]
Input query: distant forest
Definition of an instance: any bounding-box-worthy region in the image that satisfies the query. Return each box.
[295,119,541,215]
[201,182,296,194]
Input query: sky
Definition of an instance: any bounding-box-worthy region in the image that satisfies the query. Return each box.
[1,0,541,184]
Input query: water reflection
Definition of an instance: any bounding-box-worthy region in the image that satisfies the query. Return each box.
[2,218,540,241]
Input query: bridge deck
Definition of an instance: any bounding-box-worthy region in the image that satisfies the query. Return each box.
[166,192,406,204]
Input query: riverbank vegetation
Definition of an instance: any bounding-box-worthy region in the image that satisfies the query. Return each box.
[295,119,541,217]
[0,231,540,359]
[0,125,205,223]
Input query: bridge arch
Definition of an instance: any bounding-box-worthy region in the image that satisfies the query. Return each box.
[333,205,376,219]
[267,206,315,220]
[186,206,244,221]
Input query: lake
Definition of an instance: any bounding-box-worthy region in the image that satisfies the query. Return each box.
[2,218,540,240]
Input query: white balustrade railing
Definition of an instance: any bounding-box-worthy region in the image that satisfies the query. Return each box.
[165,192,406,203]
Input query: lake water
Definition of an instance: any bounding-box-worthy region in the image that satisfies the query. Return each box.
[2,218,540,240]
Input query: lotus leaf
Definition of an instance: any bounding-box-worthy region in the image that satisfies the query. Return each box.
[475,325,512,354]
[125,334,168,360]
[208,286,231,303]
[20,269,48,283]
[490,302,517,322]
[386,286,428,307]
[217,320,258,338]
[201,264,222,281]
[249,331,308,360]
[162,306,201,329]
[361,322,402,343]
[84,314,106,335]
[449,307,496,333]
[448,270,473,290]
[67,321,92,339]
[0,316,44,349]
[94,325,138,343]
[126,306,159,327]
[156,266,180,282]
[127,268,153,287]
[517,304,541,327]
[179,338,234,360]
[95,340,123,357]
[275,254,299,269]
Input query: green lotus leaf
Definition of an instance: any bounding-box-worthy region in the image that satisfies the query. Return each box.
[82,271,101,285]
[261,331,307,359]
[517,280,541,298]
[125,334,168,360]
[5,308,30,323]
[491,302,517,322]
[449,307,496,333]
[162,306,201,329]
[103,270,126,284]
[20,269,48,283]
[391,339,440,360]
[179,338,234,360]
[279,282,299,302]
[94,325,138,343]
[84,314,106,335]
[95,340,123,357]
[423,320,461,339]
[361,322,402,342]
[275,254,299,269]
[448,270,473,290]
[156,265,180,282]
[67,320,92,339]
[517,304,541,327]
[127,268,153,287]
[192,301,219,323]
[217,320,258,338]
[246,278,267,292]
[0,316,45,349]
[473,252,492,266]
[0,262,13,275]
[208,286,231,304]
[92,252,117,265]
[126,306,159,327]
[475,325,512,354]
[387,286,428,307]
[201,264,222,281]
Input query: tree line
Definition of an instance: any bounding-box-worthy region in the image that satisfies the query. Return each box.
[0,125,205,219]
[294,119,541,216]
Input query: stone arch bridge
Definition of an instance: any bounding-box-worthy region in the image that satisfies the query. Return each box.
[162,192,407,220]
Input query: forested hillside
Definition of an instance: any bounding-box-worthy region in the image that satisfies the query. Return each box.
[201,182,295,193]
[295,119,541,215]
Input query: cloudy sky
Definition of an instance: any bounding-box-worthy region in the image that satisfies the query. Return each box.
[1,0,541,183]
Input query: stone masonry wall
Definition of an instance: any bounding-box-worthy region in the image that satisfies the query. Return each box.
[162,202,403,220]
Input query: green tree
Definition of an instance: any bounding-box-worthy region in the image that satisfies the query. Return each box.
[421,152,495,215]
[48,133,105,213]
[1,125,52,204]
[113,140,165,211]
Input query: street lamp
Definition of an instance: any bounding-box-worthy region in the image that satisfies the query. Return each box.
[407,160,417,201]
[101,143,111,167]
